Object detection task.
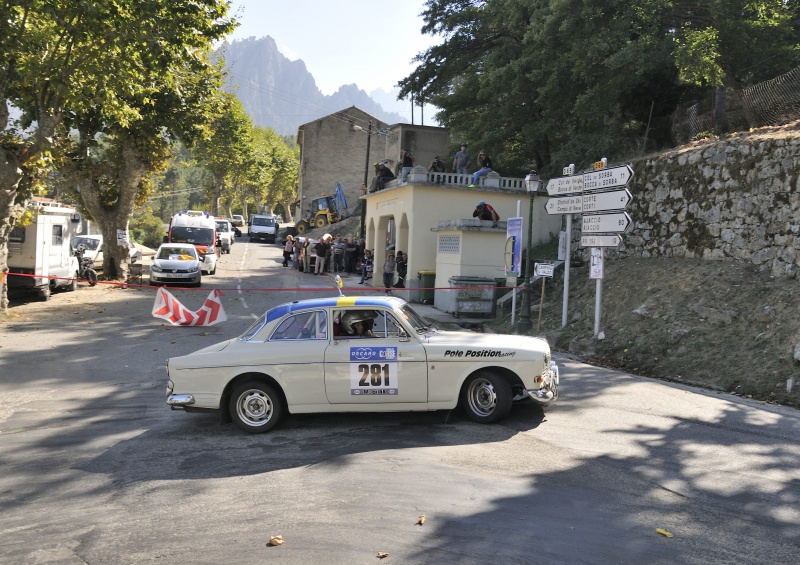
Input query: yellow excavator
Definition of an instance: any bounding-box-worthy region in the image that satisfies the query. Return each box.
[295,183,350,234]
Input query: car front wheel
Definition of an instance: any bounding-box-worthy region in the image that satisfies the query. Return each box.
[461,372,512,423]
[229,381,284,433]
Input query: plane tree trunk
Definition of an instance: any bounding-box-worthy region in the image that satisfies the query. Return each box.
[78,139,148,281]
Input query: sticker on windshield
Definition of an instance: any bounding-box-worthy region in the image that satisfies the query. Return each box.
[350,347,398,396]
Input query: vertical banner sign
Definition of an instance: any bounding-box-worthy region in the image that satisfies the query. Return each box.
[590,247,604,279]
[350,346,398,396]
[506,217,523,276]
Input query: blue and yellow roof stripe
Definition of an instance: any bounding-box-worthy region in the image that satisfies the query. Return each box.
[266,296,403,322]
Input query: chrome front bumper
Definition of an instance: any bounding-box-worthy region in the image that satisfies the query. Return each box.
[526,361,559,405]
[167,394,195,407]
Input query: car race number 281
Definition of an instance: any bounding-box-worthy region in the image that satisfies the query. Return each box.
[350,347,398,396]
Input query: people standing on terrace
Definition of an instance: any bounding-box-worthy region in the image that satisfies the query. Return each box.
[400,150,414,182]
[469,151,493,187]
[453,144,471,175]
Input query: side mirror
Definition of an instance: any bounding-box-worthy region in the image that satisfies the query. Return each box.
[162,235,168,243]
[199,255,205,262]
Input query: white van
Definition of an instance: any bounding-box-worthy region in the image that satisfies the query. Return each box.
[248,214,277,243]
[7,199,81,300]
[166,210,219,275]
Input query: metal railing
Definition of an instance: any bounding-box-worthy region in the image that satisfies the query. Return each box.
[672,65,800,143]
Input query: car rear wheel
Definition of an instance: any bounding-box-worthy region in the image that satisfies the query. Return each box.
[230,381,284,433]
[67,272,78,292]
[461,372,512,423]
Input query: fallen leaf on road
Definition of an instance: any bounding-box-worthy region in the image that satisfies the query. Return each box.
[267,535,285,546]
[377,552,389,559]
[416,514,426,525]
[656,528,673,538]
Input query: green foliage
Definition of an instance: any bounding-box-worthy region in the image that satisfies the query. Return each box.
[401,0,800,171]
[129,210,167,249]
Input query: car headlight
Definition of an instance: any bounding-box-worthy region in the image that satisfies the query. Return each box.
[151,265,163,273]
[188,265,199,273]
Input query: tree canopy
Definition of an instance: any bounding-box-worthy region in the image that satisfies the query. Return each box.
[400,0,800,176]
[0,1,235,307]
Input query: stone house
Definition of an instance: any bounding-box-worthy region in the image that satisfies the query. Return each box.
[296,107,454,221]
[296,107,388,220]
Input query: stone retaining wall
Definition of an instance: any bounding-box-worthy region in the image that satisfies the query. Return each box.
[580,125,800,276]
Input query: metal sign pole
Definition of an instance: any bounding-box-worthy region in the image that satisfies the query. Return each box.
[562,213,571,327]
[595,270,603,337]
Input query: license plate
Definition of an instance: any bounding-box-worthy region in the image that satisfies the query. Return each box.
[159,273,186,278]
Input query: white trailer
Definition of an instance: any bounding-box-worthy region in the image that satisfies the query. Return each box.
[7,199,82,300]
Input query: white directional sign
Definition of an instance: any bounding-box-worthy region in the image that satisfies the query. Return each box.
[582,212,632,233]
[545,195,583,215]
[534,263,555,278]
[545,174,584,196]
[580,234,622,248]
[581,188,632,213]
[582,165,634,191]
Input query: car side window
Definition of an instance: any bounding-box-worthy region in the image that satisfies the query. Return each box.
[270,311,328,341]
[372,312,406,338]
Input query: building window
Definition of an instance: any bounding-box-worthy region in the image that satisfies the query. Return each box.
[438,235,460,254]
[52,225,63,246]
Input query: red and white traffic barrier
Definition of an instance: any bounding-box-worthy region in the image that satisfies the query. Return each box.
[152,288,227,326]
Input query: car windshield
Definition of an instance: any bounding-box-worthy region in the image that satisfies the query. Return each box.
[72,237,100,251]
[158,247,197,260]
[240,313,267,341]
[252,217,274,226]
[398,304,435,334]
[216,222,229,231]
[171,226,214,245]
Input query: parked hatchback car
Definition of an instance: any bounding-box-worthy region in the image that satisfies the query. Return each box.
[150,243,202,287]
[231,214,245,227]
[166,295,558,433]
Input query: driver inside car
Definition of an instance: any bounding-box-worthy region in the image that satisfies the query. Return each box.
[340,311,376,337]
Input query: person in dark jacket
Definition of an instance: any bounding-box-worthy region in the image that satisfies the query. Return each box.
[473,200,500,222]
[394,251,408,288]
[314,236,331,275]
[376,162,396,191]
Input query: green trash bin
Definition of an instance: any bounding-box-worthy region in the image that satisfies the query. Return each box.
[417,270,436,304]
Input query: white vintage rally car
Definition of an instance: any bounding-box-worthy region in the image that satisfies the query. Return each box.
[166,295,559,433]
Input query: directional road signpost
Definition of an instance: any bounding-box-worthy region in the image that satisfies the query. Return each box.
[580,234,622,248]
[545,195,583,215]
[581,188,632,213]
[542,160,635,333]
[545,174,585,196]
[582,211,632,233]
[582,164,633,191]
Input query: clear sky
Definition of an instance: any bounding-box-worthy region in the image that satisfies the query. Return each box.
[228,0,440,97]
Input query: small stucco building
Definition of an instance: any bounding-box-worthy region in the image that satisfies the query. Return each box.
[361,168,561,308]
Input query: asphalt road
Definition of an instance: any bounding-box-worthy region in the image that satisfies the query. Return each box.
[1,236,799,564]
